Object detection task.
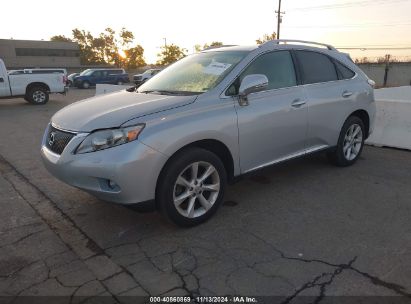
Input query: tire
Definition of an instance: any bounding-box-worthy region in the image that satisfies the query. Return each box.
[327,116,365,167]
[116,80,123,85]
[156,147,227,227]
[82,81,90,89]
[26,86,49,105]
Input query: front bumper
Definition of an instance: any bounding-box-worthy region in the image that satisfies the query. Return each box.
[40,125,168,205]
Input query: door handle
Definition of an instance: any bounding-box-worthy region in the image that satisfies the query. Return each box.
[291,99,306,108]
[342,91,353,98]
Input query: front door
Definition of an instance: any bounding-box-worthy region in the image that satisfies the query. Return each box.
[233,50,308,173]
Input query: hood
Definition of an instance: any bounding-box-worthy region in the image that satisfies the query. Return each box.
[51,90,197,132]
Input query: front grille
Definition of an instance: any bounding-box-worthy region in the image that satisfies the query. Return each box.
[46,126,76,155]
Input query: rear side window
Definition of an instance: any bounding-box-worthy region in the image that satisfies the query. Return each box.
[109,70,122,75]
[296,51,338,84]
[334,60,355,79]
[240,51,297,91]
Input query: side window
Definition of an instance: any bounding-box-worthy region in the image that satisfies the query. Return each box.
[334,60,355,80]
[92,71,101,77]
[296,51,338,84]
[241,51,297,91]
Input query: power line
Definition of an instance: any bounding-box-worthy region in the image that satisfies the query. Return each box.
[288,0,410,12]
[287,22,411,29]
[337,46,411,50]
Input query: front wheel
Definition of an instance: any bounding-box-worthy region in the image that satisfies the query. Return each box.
[328,116,365,167]
[156,148,227,227]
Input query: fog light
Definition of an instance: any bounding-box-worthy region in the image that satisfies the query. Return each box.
[108,180,118,189]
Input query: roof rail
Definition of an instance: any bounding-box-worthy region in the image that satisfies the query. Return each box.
[261,39,337,51]
[203,44,238,51]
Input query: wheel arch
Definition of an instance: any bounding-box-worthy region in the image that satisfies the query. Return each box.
[348,109,370,138]
[25,82,50,95]
[155,139,235,200]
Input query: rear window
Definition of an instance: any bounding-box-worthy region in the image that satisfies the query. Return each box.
[30,70,65,74]
[296,50,338,84]
[108,70,124,74]
[334,60,355,80]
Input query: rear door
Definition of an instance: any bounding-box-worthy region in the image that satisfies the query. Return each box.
[106,70,121,84]
[90,71,103,84]
[294,50,358,150]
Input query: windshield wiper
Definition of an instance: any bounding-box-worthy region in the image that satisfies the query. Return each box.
[138,90,200,96]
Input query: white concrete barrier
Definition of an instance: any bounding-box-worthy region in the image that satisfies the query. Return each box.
[366,86,411,150]
[95,84,134,96]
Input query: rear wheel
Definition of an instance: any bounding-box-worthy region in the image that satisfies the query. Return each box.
[116,80,124,85]
[328,116,365,166]
[156,148,227,227]
[26,86,49,105]
[82,81,90,89]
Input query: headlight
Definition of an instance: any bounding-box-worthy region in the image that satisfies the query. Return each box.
[75,124,145,154]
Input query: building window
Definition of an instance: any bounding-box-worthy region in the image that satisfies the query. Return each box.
[15,48,80,57]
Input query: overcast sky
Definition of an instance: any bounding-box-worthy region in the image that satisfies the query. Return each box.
[1,0,411,63]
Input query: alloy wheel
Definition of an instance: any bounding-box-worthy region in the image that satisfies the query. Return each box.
[33,91,46,103]
[173,161,220,218]
[343,123,363,161]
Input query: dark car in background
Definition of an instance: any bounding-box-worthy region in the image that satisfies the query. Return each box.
[67,73,80,87]
[74,69,129,89]
[133,69,161,86]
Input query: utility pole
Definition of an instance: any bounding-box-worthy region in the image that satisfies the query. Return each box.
[163,38,167,48]
[276,0,285,39]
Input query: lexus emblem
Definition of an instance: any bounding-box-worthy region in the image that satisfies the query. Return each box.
[49,132,56,147]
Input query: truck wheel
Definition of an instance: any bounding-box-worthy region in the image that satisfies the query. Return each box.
[156,147,227,227]
[27,86,49,105]
[116,80,124,85]
[82,81,90,89]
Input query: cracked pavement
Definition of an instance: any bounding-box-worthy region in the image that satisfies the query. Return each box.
[1,90,411,303]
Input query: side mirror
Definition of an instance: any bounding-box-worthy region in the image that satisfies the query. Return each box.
[0,77,4,83]
[238,74,268,106]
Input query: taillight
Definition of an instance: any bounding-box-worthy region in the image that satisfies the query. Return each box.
[63,75,67,84]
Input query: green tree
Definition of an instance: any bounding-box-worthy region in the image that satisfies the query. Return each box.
[256,32,277,45]
[50,35,72,42]
[71,28,102,65]
[157,44,187,66]
[194,44,202,53]
[124,46,146,68]
[52,27,145,67]
[203,41,223,49]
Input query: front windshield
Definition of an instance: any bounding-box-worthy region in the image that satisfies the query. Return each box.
[80,69,93,76]
[138,51,249,94]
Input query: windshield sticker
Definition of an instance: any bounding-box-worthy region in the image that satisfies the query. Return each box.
[203,62,232,76]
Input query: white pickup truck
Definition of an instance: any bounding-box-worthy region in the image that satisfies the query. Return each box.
[0,59,67,105]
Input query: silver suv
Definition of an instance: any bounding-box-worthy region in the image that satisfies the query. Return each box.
[41,40,376,227]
